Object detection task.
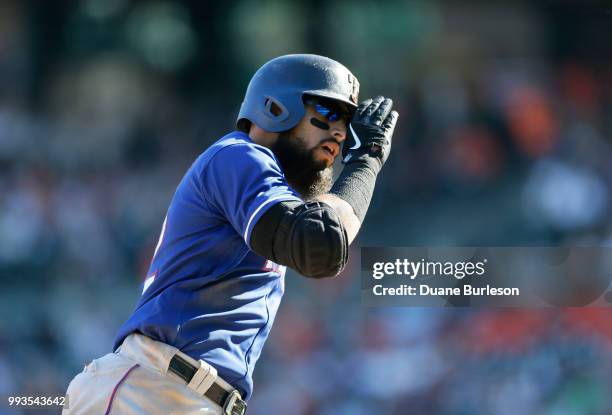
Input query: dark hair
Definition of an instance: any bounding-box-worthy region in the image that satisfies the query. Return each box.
[237,119,251,133]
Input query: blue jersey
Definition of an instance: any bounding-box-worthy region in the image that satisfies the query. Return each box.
[114,131,302,399]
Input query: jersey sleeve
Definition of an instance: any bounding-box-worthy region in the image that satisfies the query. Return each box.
[200,143,302,247]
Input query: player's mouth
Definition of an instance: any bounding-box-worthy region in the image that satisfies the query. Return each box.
[319,141,339,159]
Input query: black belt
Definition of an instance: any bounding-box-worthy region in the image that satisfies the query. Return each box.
[168,354,247,415]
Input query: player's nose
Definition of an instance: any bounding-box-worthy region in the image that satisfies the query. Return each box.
[329,121,347,143]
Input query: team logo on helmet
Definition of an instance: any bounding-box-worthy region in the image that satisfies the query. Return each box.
[348,73,360,105]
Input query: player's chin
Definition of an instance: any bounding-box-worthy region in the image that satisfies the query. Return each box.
[303,165,334,198]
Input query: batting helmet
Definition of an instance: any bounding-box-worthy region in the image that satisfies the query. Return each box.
[237,54,360,133]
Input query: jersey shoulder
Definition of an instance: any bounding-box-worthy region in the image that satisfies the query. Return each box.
[196,131,280,172]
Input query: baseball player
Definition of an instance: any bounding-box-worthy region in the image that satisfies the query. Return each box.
[63,54,398,414]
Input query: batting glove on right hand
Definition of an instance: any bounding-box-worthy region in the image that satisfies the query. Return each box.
[342,96,399,172]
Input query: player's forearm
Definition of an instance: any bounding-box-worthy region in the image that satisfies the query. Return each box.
[314,193,361,244]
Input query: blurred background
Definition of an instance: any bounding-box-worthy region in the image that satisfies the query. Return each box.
[1,1,612,414]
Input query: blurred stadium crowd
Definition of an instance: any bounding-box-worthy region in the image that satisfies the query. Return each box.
[1,1,611,414]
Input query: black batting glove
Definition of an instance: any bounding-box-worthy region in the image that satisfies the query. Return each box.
[342,96,399,172]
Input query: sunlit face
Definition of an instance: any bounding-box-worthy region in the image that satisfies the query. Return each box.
[270,98,350,199]
[291,101,349,168]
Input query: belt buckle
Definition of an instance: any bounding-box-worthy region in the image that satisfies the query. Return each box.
[223,390,247,415]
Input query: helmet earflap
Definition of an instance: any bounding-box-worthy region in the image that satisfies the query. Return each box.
[263,96,289,121]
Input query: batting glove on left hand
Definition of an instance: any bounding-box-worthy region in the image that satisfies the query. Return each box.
[342,95,399,172]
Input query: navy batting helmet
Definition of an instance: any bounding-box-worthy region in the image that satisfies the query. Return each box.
[237,54,360,133]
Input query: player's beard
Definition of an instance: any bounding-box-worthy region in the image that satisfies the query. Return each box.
[271,131,334,199]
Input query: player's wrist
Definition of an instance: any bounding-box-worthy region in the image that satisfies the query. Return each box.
[343,152,383,175]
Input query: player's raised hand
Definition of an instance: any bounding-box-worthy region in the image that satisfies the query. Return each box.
[342,96,399,171]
